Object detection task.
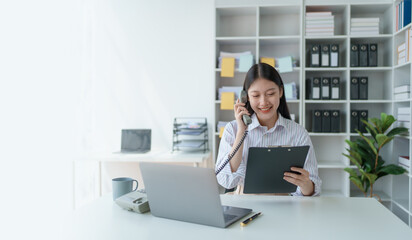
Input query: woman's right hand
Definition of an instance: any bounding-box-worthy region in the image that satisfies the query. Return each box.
[234,99,250,132]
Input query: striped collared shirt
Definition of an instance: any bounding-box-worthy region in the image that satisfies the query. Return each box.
[215,113,322,196]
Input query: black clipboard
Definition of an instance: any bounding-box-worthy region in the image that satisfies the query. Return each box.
[243,146,310,194]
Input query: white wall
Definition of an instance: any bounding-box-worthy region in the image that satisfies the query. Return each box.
[0,0,214,239]
[81,0,214,154]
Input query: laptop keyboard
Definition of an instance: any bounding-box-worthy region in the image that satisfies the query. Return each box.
[224,214,237,222]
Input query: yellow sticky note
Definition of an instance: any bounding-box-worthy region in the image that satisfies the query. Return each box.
[219,127,225,138]
[221,57,235,77]
[261,57,275,68]
[220,92,235,110]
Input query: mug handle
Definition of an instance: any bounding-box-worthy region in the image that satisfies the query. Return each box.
[132,180,138,191]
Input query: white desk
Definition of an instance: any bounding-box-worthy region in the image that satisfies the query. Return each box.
[70,195,412,240]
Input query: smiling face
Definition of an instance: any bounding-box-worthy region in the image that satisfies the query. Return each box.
[247,78,283,128]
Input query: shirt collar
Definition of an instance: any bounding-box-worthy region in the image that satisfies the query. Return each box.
[247,112,287,131]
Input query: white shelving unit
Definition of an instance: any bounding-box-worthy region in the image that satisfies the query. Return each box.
[214,0,412,228]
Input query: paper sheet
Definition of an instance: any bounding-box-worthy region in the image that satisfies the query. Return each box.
[278,56,293,73]
[221,57,235,77]
[239,54,253,72]
[220,92,235,110]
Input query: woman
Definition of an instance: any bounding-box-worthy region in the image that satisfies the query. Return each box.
[215,63,321,196]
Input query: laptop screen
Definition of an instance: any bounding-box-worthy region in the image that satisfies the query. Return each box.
[121,129,151,152]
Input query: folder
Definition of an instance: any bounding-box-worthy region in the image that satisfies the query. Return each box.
[321,44,330,67]
[331,110,340,132]
[321,77,331,99]
[312,77,321,99]
[261,57,275,68]
[221,57,235,77]
[350,110,359,133]
[322,110,331,132]
[350,44,359,67]
[330,44,339,67]
[368,44,378,67]
[312,110,322,132]
[359,44,368,67]
[359,77,368,100]
[359,110,368,133]
[239,54,254,72]
[306,79,312,99]
[219,127,225,138]
[220,92,235,110]
[310,45,320,67]
[331,77,340,100]
[350,77,359,100]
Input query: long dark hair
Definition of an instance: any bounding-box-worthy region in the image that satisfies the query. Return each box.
[243,63,291,120]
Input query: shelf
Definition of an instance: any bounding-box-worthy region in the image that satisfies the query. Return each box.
[393,199,410,213]
[350,34,392,39]
[305,67,347,71]
[394,61,411,69]
[349,133,371,137]
[350,100,392,103]
[350,67,392,71]
[259,35,300,40]
[216,37,256,44]
[305,35,347,39]
[309,133,347,136]
[393,99,412,103]
[305,100,346,104]
[351,190,391,201]
[318,160,347,169]
[286,99,300,103]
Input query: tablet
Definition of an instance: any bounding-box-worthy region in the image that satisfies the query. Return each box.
[243,146,310,194]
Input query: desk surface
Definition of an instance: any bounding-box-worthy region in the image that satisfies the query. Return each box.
[70,195,412,240]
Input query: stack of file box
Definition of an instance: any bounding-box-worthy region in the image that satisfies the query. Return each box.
[397,107,411,131]
[312,110,340,133]
[394,85,410,100]
[350,110,368,133]
[306,77,340,100]
[351,18,379,35]
[305,12,334,36]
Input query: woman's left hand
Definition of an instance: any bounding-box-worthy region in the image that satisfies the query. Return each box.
[283,167,314,196]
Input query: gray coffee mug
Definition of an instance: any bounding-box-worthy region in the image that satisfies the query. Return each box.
[112,177,138,200]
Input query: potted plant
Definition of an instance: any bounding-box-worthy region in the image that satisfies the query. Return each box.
[343,113,408,201]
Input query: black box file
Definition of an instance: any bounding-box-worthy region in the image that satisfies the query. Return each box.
[350,77,359,100]
[359,110,368,133]
[350,44,359,67]
[331,77,340,100]
[312,110,322,132]
[330,44,339,67]
[310,45,320,67]
[368,44,377,67]
[359,44,368,67]
[322,110,331,132]
[331,110,340,132]
[321,44,330,67]
[351,110,359,133]
[359,77,368,100]
[321,77,331,100]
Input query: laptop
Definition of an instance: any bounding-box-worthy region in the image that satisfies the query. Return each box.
[243,146,309,194]
[140,162,252,228]
[119,129,151,153]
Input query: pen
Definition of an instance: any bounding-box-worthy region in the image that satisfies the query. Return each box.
[240,212,262,226]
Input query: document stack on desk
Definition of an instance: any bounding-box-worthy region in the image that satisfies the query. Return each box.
[305,12,334,36]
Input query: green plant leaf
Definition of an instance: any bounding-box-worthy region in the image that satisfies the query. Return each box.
[344,168,358,178]
[378,164,407,176]
[387,127,409,137]
[381,113,395,133]
[357,131,377,155]
[370,118,383,133]
[375,134,393,149]
[349,176,365,193]
[360,169,378,185]
[343,153,362,169]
